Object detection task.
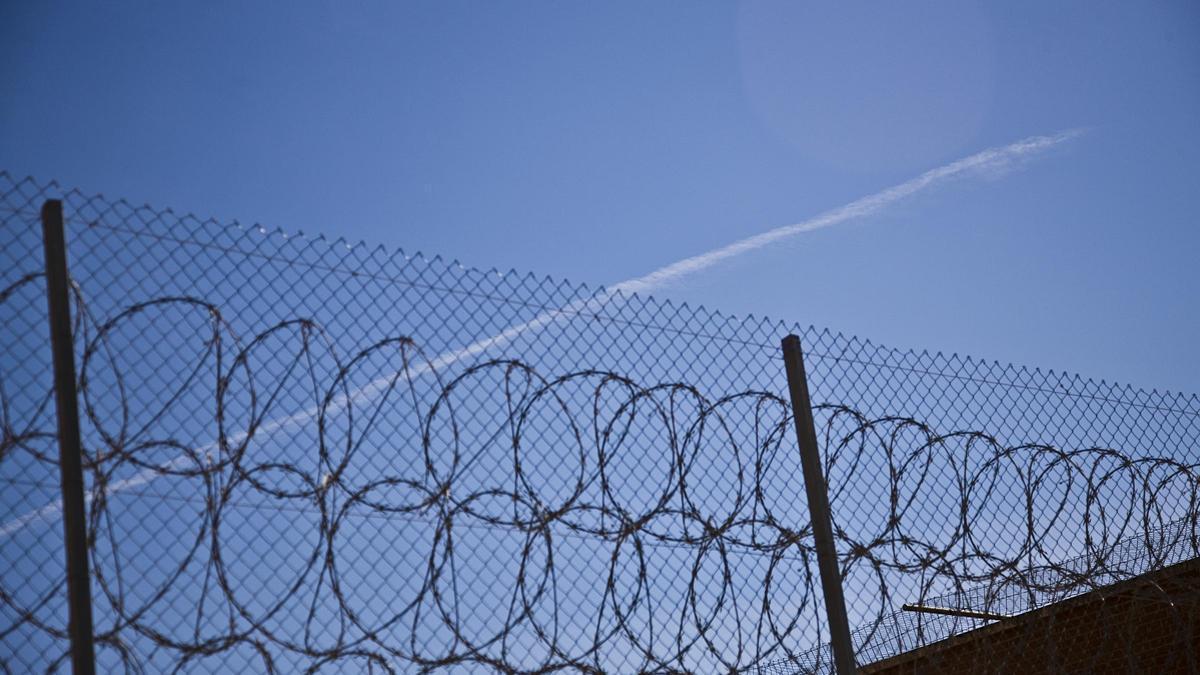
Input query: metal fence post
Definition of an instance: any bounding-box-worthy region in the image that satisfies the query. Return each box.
[41,199,97,675]
[781,334,856,675]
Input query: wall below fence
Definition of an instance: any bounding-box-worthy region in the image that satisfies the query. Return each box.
[862,558,1200,674]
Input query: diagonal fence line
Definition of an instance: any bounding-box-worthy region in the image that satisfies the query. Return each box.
[0,130,1082,539]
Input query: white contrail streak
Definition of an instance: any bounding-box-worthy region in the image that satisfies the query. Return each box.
[0,130,1081,538]
[613,129,1083,295]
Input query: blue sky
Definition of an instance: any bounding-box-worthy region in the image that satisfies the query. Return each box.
[2,0,1198,394]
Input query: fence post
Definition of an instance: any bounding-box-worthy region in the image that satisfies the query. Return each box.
[781,334,856,674]
[41,199,97,675]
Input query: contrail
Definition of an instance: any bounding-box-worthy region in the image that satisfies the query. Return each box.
[0,130,1082,538]
[613,129,1083,295]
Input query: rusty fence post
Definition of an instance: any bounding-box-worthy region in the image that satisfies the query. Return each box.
[781,334,856,674]
[41,199,97,675]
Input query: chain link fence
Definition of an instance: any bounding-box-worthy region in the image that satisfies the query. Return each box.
[2,172,1198,673]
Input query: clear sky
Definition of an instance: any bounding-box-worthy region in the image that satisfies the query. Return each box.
[2,1,1198,394]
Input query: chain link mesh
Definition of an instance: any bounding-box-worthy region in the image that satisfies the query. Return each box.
[1,171,1197,672]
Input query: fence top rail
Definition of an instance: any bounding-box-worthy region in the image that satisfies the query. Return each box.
[3,170,1197,415]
